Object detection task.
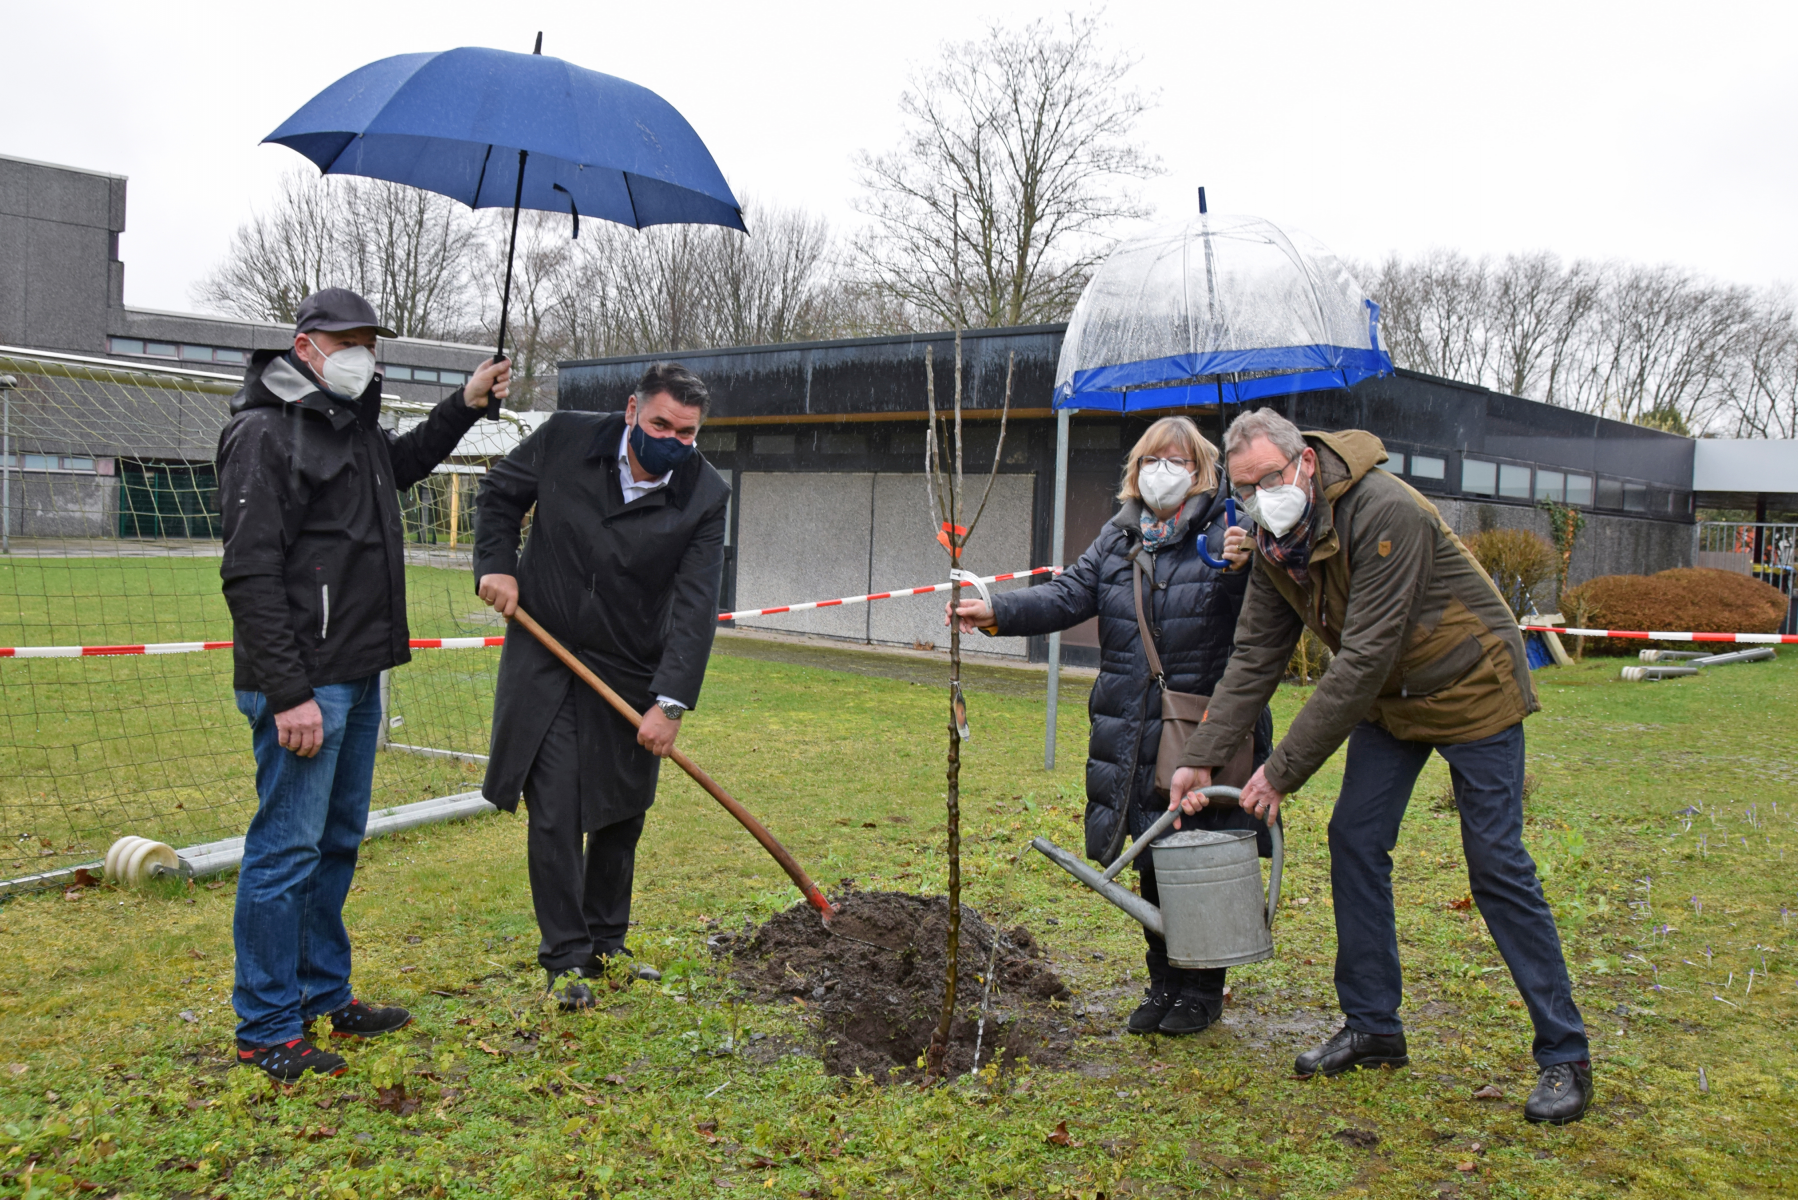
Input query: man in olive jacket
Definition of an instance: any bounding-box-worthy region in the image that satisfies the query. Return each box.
[473,363,729,1010]
[1171,408,1591,1125]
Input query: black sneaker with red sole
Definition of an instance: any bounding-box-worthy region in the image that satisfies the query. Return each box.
[316,998,412,1040]
[236,1036,347,1081]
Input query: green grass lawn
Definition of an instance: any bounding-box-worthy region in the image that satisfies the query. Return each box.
[0,596,1795,1196]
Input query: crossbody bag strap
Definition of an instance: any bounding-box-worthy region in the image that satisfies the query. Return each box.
[1130,551,1165,683]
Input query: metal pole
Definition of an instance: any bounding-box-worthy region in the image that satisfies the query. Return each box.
[1045,406,1070,770]
[1,375,14,554]
[377,669,392,749]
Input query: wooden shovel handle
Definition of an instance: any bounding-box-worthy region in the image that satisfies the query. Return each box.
[510,607,836,919]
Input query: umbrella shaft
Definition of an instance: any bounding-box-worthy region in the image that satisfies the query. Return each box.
[494,148,529,363]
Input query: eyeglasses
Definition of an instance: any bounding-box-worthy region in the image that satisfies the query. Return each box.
[1230,451,1301,502]
[1140,455,1195,471]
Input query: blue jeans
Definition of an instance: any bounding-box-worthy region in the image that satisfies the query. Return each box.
[231,676,382,1046]
[1329,720,1588,1067]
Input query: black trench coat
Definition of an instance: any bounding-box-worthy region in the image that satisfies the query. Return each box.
[989,485,1274,863]
[473,411,730,830]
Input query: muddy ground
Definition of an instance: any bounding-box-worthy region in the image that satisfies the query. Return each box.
[720,890,1075,1079]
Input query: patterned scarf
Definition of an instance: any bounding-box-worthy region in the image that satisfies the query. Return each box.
[1138,495,1203,553]
[1254,483,1321,585]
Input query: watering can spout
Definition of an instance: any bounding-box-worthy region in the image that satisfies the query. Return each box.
[1029,837,1164,937]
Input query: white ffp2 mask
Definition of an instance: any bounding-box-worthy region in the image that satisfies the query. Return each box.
[1244,482,1309,538]
[306,337,377,398]
[1137,460,1193,512]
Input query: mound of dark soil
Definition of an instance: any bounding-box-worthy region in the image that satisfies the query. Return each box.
[724,890,1074,1079]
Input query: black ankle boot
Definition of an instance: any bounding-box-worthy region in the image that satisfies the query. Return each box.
[1126,980,1177,1034]
[1294,1025,1409,1077]
[1157,987,1222,1035]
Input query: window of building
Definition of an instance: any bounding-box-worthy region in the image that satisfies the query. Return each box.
[1565,473,1593,506]
[1497,463,1532,499]
[214,348,245,365]
[382,365,410,381]
[753,433,796,456]
[1410,454,1446,480]
[145,342,177,358]
[23,454,57,470]
[109,338,144,356]
[697,430,737,453]
[180,345,212,362]
[441,370,468,386]
[411,368,439,384]
[1071,425,1120,450]
[1461,458,1497,496]
[1385,452,1406,474]
[1596,477,1622,508]
[1534,469,1564,502]
[1623,482,1648,511]
[62,457,94,472]
[821,432,866,454]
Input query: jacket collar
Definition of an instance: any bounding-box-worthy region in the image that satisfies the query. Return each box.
[586,410,704,511]
[231,348,376,433]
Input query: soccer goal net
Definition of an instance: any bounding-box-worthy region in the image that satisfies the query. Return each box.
[0,349,511,887]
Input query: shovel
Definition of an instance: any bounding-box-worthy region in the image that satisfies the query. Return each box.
[511,607,836,919]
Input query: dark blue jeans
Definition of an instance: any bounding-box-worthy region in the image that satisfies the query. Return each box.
[1329,720,1588,1066]
[231,675,382,1046]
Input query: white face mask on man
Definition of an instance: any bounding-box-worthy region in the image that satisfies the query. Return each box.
[1137,459,1193,513]
[304,336,378,399]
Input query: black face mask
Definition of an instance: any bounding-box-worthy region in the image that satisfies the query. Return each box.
[629,418,696,476]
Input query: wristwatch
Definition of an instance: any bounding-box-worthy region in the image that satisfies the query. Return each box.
[656,700,685,721]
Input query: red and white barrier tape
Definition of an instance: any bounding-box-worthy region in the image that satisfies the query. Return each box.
[716,566,1061,622]
[0,566,1064,658]
[1520,625,1798,645]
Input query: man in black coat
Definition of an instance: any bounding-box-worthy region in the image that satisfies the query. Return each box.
[473,362,730,1009]
[217,287,508,1080]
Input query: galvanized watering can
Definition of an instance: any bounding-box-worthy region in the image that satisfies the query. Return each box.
[1031,786,1284,969]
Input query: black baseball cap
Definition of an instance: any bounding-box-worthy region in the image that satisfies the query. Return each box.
[294,288,397,339]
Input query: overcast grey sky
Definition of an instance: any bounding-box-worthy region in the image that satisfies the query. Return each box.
[5,0,1794,316]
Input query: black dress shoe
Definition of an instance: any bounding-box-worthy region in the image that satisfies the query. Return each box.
[1157,991,1223,1036]
[547,969,596,1011]
[1294,1025,1410,1077]
[1524,1061,1593,1124]
[1126,981,1176,1035]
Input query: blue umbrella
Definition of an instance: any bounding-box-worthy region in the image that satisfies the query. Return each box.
[265,34,744,417]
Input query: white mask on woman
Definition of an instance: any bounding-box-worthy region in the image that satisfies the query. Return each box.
[1137,459,1193,512]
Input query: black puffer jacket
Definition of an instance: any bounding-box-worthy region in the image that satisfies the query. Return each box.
[991,484,1273,862]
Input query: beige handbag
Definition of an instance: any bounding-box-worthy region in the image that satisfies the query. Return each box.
[1132,555,1255,800]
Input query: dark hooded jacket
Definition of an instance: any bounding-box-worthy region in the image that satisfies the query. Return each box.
[473,411,731,831]
[987,484,1273,863]
[215,350,484,712]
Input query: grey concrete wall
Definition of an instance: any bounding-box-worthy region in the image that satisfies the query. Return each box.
[0,156,124,353]
[3,471,117,538]
[1435,498,1694,610]
[732,471,1037,657]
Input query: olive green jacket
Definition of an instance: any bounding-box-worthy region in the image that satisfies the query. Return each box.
[1179,430,1537,794]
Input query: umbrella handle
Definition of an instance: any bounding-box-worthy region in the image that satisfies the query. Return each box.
[1194,497,1239,570]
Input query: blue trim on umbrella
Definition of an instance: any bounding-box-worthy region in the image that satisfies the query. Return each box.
[1067,344,1391,395]
[1055,354,1391,412]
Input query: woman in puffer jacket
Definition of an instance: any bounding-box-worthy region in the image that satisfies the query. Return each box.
[950,416,1276,1036]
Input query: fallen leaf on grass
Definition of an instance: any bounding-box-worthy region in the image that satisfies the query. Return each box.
[745,1155,775,1168]
[371,1085,420,1116]
[6,1064,25,1077]
[303,1125,336,1141]
[178,1011,198,1024]
[187,948,206,960]
[1447,895,1474,911]
[476,1040,503,1056]
[1046,1121,1077,1147]
[205,881,227,891]
[399,965,417,974]
[604,1074,629,1086]
[1456,1161,1476,1173]
[62,887,85,900]
[71,868,101,888]
[695,1121,719,1143]
[1471,1084,1504,1100]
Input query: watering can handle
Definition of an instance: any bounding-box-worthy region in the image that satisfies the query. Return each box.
[1099,785,1243,883]
[1266,818,1284,930]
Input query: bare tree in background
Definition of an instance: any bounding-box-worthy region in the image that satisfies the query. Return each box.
[854,12,1160,328]
[195,171,478,339]
[1727,290,1798,438]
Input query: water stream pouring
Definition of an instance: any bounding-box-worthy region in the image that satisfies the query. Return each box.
[1030,786,1283,969]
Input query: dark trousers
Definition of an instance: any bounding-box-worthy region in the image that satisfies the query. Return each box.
[1138,854,1227,1000]
[523,694,645,973]
[1330,720,1588,1066]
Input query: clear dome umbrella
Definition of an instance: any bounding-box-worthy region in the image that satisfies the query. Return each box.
[1054,209,1392,411]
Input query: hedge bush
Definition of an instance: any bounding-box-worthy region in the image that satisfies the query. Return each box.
[1464,528,1557,617]
[1561,567,1790,653]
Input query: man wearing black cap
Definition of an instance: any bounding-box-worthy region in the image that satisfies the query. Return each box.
[216,288,509,1080]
